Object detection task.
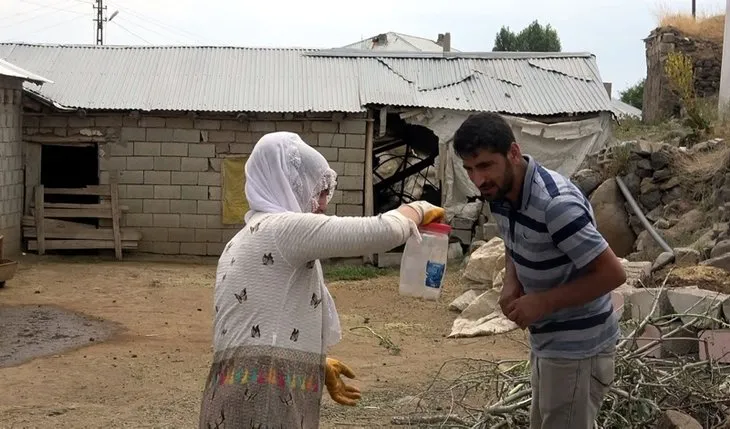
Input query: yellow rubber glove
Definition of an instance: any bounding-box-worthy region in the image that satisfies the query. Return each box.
[324,357,362,406]
[405,201,446,225]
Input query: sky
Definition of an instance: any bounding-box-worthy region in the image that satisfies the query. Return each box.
[1,0,726,97]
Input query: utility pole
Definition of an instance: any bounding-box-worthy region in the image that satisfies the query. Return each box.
[93,0,107,45]
[692,0,696,18]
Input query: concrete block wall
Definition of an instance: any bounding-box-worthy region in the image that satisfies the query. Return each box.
[23,113,367,256]
[0,76,24,257]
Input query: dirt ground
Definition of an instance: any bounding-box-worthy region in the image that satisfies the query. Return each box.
[0,254,528,429]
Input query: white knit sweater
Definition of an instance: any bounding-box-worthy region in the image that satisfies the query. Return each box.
[212,209,413,356]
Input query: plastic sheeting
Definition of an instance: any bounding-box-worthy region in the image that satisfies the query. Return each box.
[402,109,613,217]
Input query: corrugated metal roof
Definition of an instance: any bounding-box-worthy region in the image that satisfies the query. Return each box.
[0,58,52,84]
[610,98,642,119]
[0,43,611,116]
[340,32,459,53]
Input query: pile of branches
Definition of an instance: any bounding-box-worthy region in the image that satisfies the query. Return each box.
[392,282,730,428]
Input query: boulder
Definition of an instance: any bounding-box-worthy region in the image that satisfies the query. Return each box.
[666,287,729,329]
[700,254,730,272]
[654,410,702,429]
[469,240,487,254]
[463,237,505,285]
[711,239,730,259]
[572,169,603,196]
[590,179,636,257]
[673,247,701,267]
[652,251,674,272]
[650,150,671,170]
[448,289,518,338]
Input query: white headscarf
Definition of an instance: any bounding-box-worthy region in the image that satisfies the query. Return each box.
[245,131,337,222]
[244,131,342,348]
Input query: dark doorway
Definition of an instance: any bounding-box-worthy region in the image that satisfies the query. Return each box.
[40,144,99,206]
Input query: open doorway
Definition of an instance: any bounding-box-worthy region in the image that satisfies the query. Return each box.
[40,144,99,226]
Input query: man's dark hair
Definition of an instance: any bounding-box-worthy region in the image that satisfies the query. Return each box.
[453,112,515,158]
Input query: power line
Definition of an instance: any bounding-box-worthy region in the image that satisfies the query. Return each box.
[111,21,151,44]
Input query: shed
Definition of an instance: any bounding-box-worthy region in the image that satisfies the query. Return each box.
[0,43,613,257]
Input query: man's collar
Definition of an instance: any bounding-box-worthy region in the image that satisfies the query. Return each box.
[519,155,536,211]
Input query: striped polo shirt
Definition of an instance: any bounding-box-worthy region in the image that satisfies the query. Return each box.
[489,155,618,359]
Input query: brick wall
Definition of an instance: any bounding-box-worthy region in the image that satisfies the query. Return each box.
[23,112,367,256]
[0,76,24,257]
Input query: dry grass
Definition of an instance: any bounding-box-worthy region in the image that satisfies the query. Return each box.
[655,7,725,43]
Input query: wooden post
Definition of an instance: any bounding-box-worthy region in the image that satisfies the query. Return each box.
[109,177,122,260]
[363,110,375,265]
[34,185,45,255]
[24,143,41,216]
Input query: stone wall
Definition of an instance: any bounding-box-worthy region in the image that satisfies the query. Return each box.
[0,76,24,257]
[643,27,722,123]
[22,112,368,256]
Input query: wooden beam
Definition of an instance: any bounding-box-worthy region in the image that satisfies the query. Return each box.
[363,111,375,265]
[25,135,109,144]
[24,143,41,216]
[379,107,388,137]
[110,180,123,260]
[34,185,45,255]
[27,240,138,251]
[23,227,141,241]
[43,185,112,197]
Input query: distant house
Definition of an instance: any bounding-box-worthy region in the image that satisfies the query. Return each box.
[0,42,613,257]
[340,31,458,52]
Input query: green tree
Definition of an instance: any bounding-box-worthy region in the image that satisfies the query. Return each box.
[619,79,644,109]
[492,20,561,52]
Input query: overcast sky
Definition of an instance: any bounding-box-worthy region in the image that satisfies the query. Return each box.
[1,0,725,96]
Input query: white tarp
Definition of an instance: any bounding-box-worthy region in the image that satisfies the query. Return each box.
[402,109,613,216]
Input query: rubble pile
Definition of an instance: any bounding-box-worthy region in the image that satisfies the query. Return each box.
[572,138,730,272]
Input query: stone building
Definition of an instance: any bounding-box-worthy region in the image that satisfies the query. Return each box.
[0,43,614,258]
[643,26,722,123]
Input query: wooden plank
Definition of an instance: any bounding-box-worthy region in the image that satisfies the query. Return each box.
[23,227,142,241]
[23,216,96,229]
[24,143,41,216]
[25,135,108,144]
[43,202,113,209]
[34,185,45,255]
[110,181,122,260]
[363,110,375,266]
[43,185,111,197]
[27,240,139,251]
[36,208,115,219]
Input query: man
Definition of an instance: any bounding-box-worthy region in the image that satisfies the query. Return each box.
[453,112,626,429]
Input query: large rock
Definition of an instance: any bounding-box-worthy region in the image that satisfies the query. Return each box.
[463,237,505,285]
[448,289,518,338]
[572,169,603,196]
[654,410,702,429]
[711,239,730,258]
[673,247,701,267]
[666,287,729,329]
[700,254,730,272]
[590,179,636,257]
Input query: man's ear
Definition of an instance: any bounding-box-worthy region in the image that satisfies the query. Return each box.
[508,142,521,163]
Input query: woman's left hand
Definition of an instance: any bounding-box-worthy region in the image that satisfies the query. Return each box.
[324,357,362,406]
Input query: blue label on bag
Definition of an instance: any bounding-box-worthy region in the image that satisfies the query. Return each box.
[424,261,445,288]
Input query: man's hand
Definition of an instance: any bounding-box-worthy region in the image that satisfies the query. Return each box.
[324,358,362,406]
[498,281,523,317]
[505,293,553,329]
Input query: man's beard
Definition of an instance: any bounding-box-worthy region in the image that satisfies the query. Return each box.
[479,165,514,202]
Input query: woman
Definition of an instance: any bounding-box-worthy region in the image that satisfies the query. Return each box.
[198,131,444,429]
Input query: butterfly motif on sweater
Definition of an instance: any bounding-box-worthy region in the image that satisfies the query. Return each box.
[310,293,322,309]
[262,253,274,265]
[234,288,247,303]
